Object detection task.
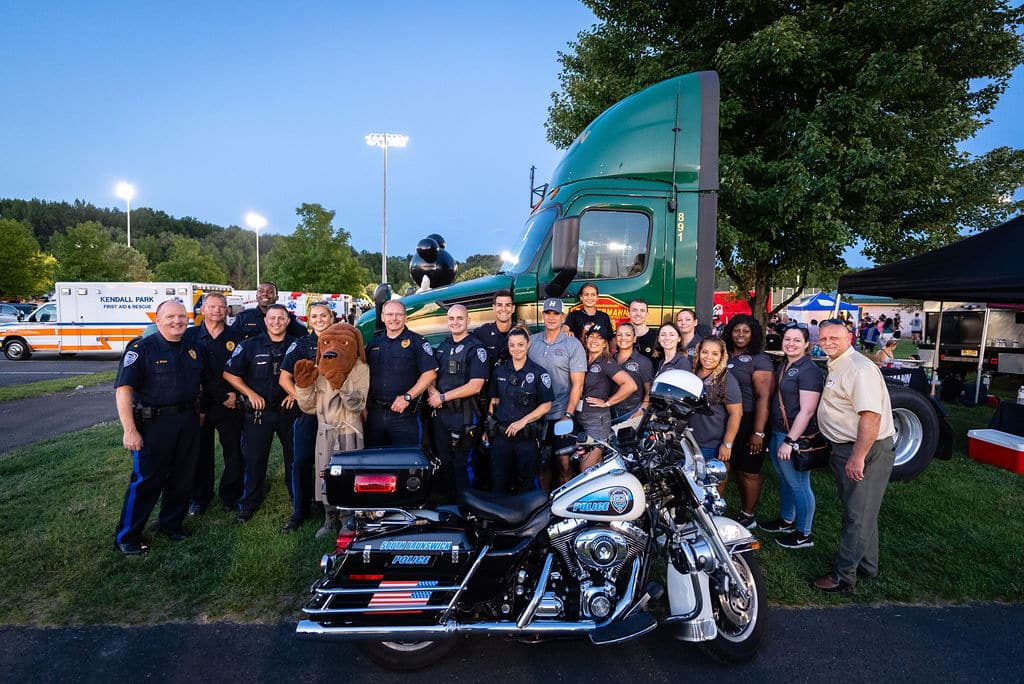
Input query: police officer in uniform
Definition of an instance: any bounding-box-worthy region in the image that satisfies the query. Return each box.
[488,327,553,494]
[365,300,438,447]
[231,281,307,340]
[113,300,203,555]
[473,289,515,368]
[224,304,299,522]
[428,304,489,499]
[184,292,244,515]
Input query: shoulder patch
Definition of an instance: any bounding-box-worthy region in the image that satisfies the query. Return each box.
[476,347,487,362]
[123,351,139,367]
[286,342,297,355]
[231,343,244,358]
[541,373,551,388]
[422,341,433,355]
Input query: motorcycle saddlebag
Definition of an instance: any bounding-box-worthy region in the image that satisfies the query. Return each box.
[324,447,431,509]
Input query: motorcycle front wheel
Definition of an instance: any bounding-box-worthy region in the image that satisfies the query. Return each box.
[698,551,766,663]
[359,637,460,671]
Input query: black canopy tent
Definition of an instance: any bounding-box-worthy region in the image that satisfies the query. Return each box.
[837,215,1024,302]
[836,215,1024,402]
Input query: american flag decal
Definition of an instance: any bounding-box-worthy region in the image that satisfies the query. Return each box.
[368,580,440,607]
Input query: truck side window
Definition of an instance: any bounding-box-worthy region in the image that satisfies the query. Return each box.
[576,210,650,280]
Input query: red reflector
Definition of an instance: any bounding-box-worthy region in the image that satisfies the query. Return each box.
[354,474,397,493]
[335,530,357,553]
[349,574,383,581]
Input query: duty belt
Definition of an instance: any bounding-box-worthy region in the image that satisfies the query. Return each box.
[134,401,197,419]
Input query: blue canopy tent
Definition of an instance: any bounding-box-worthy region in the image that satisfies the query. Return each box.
[787,292,858,323]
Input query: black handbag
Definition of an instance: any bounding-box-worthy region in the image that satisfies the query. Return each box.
[777,368,831,471]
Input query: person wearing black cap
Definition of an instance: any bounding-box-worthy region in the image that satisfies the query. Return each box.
[528,297,586,487]
[565,282,613,343]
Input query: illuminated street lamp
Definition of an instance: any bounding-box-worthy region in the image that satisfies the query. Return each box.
[245,212,267,287]
[365,132,409,283]
[115,182,136,248]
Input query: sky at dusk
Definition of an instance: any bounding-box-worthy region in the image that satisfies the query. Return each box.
[2,2,1020,268]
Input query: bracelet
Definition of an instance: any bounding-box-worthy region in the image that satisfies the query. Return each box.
[754,431,765,438]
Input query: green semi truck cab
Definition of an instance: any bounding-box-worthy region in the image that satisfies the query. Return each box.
[358,71,720,343]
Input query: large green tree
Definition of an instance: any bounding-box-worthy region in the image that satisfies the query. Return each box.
[153,236,227,283]
[50,221,122,281]
[264,203,370,295]
[0,218,56,297]
[547,0,1024,319]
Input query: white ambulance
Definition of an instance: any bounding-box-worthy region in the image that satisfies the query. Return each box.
[280,292,353,323]
[0,282,232,360]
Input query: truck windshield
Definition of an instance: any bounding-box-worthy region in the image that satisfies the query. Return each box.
[498,207,558,275]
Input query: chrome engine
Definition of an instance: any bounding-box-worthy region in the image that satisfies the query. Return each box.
[546,519,649,620]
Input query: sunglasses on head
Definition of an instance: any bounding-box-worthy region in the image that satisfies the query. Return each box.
[784,322,808,329]
[821,318,847,327]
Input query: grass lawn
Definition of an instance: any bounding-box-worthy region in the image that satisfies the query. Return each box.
[0,371,117,402]
[1,395,1022,626]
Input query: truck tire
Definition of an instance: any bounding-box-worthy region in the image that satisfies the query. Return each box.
[3,338,31,360]
[888,385,939,482]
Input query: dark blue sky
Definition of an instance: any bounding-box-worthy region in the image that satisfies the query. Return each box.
[2,2,1019,267]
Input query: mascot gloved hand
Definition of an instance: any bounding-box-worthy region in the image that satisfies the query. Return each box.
[293,359,319,388]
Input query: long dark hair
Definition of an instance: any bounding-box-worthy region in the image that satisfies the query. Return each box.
[722,314,764,355]
[695,336,729,404]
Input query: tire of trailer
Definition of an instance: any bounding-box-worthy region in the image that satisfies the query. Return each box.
[888,385,939,482]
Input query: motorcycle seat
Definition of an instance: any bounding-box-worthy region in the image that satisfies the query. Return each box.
[459,489,549,526]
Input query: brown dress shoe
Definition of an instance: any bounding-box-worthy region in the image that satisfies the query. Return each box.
[812,571,854,593]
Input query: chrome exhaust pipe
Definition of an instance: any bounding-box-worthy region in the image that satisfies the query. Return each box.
[296,619,597,641]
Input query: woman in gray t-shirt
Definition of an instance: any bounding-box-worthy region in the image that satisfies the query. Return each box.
[688,337,742,465]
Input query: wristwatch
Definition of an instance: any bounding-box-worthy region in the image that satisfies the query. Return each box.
[723,441,733,449]
[440,393,447,403]
[564,412,573,419]
[754,431,765,438]
[403,393,412,402]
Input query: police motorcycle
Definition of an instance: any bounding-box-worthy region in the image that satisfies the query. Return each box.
[296,369,765,670]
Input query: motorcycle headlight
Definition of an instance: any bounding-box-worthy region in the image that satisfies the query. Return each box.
[703,459,727,485]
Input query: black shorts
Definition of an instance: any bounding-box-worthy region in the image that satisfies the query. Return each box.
[730,411,765,474]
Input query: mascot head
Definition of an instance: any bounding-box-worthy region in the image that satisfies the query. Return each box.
[318,322,365,390]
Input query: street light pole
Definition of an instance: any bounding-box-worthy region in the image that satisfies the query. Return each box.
[115,182,136,248]
[245,212,267,287]
[365,133,408,284]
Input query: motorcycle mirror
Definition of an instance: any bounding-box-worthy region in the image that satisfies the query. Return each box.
[553,417,574,436]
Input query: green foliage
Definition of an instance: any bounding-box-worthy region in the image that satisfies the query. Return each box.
[546,0,1024,321]
[356,250,414,293]
[153,236,228,283]
[264,203,370,295]
[463,253,501,273]
[0,218,56,297]
[49,221,121,281]
[456,265,491,282]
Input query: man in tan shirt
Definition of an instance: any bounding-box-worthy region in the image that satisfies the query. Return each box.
[812,319,896,593]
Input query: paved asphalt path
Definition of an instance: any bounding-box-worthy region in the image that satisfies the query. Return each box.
[0,383,117,452]
[0,355,119,387]
[1,604,1021,682]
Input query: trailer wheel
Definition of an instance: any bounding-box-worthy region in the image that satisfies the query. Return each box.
[888,385,939,482]
[3,338,31,360]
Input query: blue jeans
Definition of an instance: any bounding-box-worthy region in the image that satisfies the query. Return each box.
[701,446,718,461]
[768,431,816,535]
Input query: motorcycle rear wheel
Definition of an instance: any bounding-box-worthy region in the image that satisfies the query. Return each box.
[698,551,766,663]
[359,637,460,671]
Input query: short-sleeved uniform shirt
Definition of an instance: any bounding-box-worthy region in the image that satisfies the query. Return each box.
[231,307,308,341]
[117,332,203,407]
[580,356,623,413]
[770,354,824,434]
[566,308,613,342]
[365,327,438,402]
[183,323,242,408]
[490,358,555,424]
[818,346,895,443]
[727,351,774,412]
[657,353,691,375]
[472,321,513,368]
[634,329,658,361]
[616,350,653,413]
[688,371,742,450]
[528,330,587,420]
[281,332,319,375]
[223,332,296,407]
[683,334,702,361]
[434,334,489,398]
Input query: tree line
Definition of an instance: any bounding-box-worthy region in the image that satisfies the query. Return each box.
[0,198,501,300]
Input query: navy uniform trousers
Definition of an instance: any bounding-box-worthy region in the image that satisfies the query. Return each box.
[238,408,296,515]
[114,411,200,545]
[192,403,244,508]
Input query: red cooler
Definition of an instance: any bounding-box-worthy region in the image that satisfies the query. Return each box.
[967,429,1024,474]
